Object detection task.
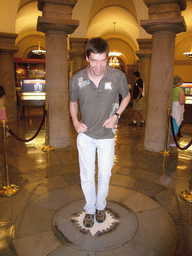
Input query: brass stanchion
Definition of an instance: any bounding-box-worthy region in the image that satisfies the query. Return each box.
[180,167,192,203]
[42,103,54,152]
[160,108,171,155]
[0,120,19,196]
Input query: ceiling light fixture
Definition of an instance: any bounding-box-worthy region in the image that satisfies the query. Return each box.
[183,39,192,58]
[108,22,121,67]
[108,56,120,67]
[109,51,122,57]
[32,41,46,55]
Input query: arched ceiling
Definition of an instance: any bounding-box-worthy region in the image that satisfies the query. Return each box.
[16,1,41,35]
[0,0,20,33]
[88,0,138,24]
[86,4,139,61]
[15,0,140,64]
[183,1,192,32]
[9,0,192,64]
[86,6,139,48]
[177,1,192,43]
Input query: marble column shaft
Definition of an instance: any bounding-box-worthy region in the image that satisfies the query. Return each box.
[0,32,18,123]
[37,0,79,148]
[69,38,88,76]
[136,39,152,121]
[145,31,176,151]
[141,0,186,152]
[45,31,70,147]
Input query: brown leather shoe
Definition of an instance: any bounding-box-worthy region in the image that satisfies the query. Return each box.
[139,121,145,127]
[83,214,94,227]
[129,121,137,126]
[96,209,106,223]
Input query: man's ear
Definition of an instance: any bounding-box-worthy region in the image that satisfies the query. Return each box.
[86,56,89,62]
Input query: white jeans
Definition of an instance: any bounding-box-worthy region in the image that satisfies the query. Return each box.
[77,133,115,214]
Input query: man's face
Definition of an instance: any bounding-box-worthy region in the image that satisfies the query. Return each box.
[86,52,108,77]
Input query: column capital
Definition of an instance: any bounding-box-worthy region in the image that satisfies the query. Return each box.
[37,0,79,34]
[69,37,88,58]
[141,17,186,34]
[141,0,186,35]
[143,0,186,11]
[0,32,19,54]
[38,0,77,11]
[136,38,153,58]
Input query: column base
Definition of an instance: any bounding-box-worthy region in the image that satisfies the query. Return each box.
[180,190,192,203]
[0,184,19,197]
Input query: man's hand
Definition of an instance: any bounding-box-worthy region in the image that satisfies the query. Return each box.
[73,120,88,133]
[103,115,117,129]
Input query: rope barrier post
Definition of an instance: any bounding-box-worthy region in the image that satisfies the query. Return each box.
[160,108,171,155]
[42,103,54,152]
[180,166,192,203]
[0,120,19,197]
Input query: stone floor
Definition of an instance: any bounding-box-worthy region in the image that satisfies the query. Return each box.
[0,105,192,256]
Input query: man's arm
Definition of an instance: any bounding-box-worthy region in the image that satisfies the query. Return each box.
[103,91,131,128]
[136,88,143,102]
[116,91,131,115]
[179,90,185,105]
[136,79,143,102]
[70,101,87,133]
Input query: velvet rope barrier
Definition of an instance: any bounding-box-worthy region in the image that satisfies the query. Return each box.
[7,109,47,143]
[170,114,192,150]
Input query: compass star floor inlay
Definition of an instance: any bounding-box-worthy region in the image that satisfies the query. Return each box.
[52,200,138,251]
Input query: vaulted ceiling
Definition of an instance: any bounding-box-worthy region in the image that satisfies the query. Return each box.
[1,0,192,64]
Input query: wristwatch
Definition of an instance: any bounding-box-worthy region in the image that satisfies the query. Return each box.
[114,113,120,119]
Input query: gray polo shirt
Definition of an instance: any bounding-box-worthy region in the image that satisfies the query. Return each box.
[70,65,129,139]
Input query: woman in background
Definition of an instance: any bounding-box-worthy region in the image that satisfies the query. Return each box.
[170,76,185,147]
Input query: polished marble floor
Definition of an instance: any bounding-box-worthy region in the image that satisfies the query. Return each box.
[0,105,192,256]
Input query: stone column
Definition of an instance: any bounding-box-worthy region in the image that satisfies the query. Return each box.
[140,0,186,152]
[0,33,19,122]
[37,0,79,148]
[136,39,152,121]
[69,38,88,76]
[127,64,137,85]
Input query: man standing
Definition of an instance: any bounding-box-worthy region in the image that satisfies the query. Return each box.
[129,71,145,127]
[70,37,130,228]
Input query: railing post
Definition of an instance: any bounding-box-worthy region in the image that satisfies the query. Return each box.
[180,166,192,203]
[0,120,19,196]
[42,103,54,152]
[160,108,171,155]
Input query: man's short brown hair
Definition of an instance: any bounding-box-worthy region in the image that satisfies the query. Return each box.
[85,37,110,58]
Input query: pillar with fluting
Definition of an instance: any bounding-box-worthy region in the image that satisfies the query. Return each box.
[69,38,88,76]
[140,0,186,152]
[0,33,18,122]
[136,39,152,121]
[37,0,79,148]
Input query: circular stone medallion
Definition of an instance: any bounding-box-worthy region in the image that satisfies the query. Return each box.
[52,199,138,252]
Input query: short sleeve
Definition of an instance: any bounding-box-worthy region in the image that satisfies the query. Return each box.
[119,72,129,98]
[138,78,143,89]
[69,76,79,102]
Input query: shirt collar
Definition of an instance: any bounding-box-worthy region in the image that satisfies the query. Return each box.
[83,65,111,81]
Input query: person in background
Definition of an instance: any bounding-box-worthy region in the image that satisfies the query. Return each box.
[70,37,130,228]
[0,86,7,121]
[170,76,185,147]
[0,86,12,138]
[129,71,145,127]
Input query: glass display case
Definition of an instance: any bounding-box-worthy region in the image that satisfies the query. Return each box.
[20,79,46,116]
[181,82,192,104]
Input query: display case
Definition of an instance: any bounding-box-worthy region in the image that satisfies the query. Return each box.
[14,58,46,105]
[20,79,46,116]
[181,82,192,104]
